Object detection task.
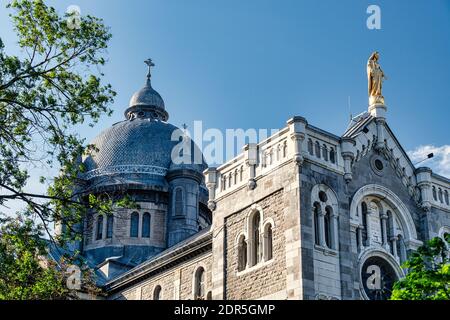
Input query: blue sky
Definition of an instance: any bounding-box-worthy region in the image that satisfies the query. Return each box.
[0,0,449,212]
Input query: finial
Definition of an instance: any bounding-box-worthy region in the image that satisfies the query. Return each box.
[144,58,155,84]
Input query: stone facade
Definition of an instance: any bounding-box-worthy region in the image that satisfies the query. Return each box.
[112,253,212,300]
[67,65,449,300]
[224,190,286,300]
[96,110,449,300]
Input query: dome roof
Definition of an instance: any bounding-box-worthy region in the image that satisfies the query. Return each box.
[124,58,168,122]
[82,119,206,188]
[82,59,207,189]
[128,83,165,111]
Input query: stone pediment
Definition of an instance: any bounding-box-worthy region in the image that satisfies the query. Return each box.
[342,115,420,203]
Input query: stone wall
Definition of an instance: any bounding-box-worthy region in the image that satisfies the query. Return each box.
[343,149,426,299]
[224,189,286,300]
[211,155,303,300]
[427,207,450,239]
[111,252,212,300]
[84,201,168,250]
[299,160,345,300]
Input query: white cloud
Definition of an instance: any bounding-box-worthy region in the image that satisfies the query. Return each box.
[407,145,450,178]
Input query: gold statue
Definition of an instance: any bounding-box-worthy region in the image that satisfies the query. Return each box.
[367,51,387,105]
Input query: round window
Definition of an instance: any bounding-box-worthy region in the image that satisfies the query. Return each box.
[374,159,384,171]
[360,256,398,300]
[319,191,328,202]
[370,156,385,176]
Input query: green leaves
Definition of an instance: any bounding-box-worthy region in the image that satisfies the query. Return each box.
[0,0,129,299]
[0,217,69,299]
[390,236,450,300]
[0,0,116,226]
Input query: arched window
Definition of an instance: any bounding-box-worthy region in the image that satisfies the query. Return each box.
[438,188,443,203]
[239,166,244,181]
[323,144,328,161]
[194,267,205,300]
[96,215,103,240]
[324,206,333,248]
[445,190,449,205]
[106,215,113,239]
[142,212,151,238]
[308,139,314,155]
[313,202,321,245]
[238,235,247,271]
[312,185,339,251]
[329,148,335,164]
[130,212,139,238]
[432,186,437,201]
[234,169,238,184]
[315,141,321,158]
[264,224,273,261]
[153,285,162,300]
[174,188,184,216]
[361,202,368,245]
[283,141,287,158]
[250,212,261,266]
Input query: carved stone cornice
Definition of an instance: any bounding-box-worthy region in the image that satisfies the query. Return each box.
[83,165,167,180]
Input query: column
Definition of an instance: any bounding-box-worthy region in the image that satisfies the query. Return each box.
[244,143,257,190]
[204,167,217,211]
[357,226,364,251]
[330,212,339,250]
[318,207,326,247]
[287,116,307,165]
[263,232,268,261]
[102,214,108,240]
[399,239,407,263]
[416,167,433,211]
[391,236,398,261]
[340,138,356,183]
[138,212,142,238]
[365,211,372,247]
[380,213,388,249]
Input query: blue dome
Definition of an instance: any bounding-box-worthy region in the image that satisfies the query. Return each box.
[82,119,206,188]
[129,83,165,111]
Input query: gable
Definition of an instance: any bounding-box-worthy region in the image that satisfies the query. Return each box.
[344,116,419,202]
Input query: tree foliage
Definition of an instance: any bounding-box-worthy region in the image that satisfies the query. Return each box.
[0,0,118,243]
[0,216,71,299]
[0,0,135,299]
[390,234,450,300]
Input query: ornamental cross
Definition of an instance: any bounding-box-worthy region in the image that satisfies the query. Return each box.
[144,58,155,80]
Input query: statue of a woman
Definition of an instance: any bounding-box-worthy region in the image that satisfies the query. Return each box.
[367,51,387,104]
